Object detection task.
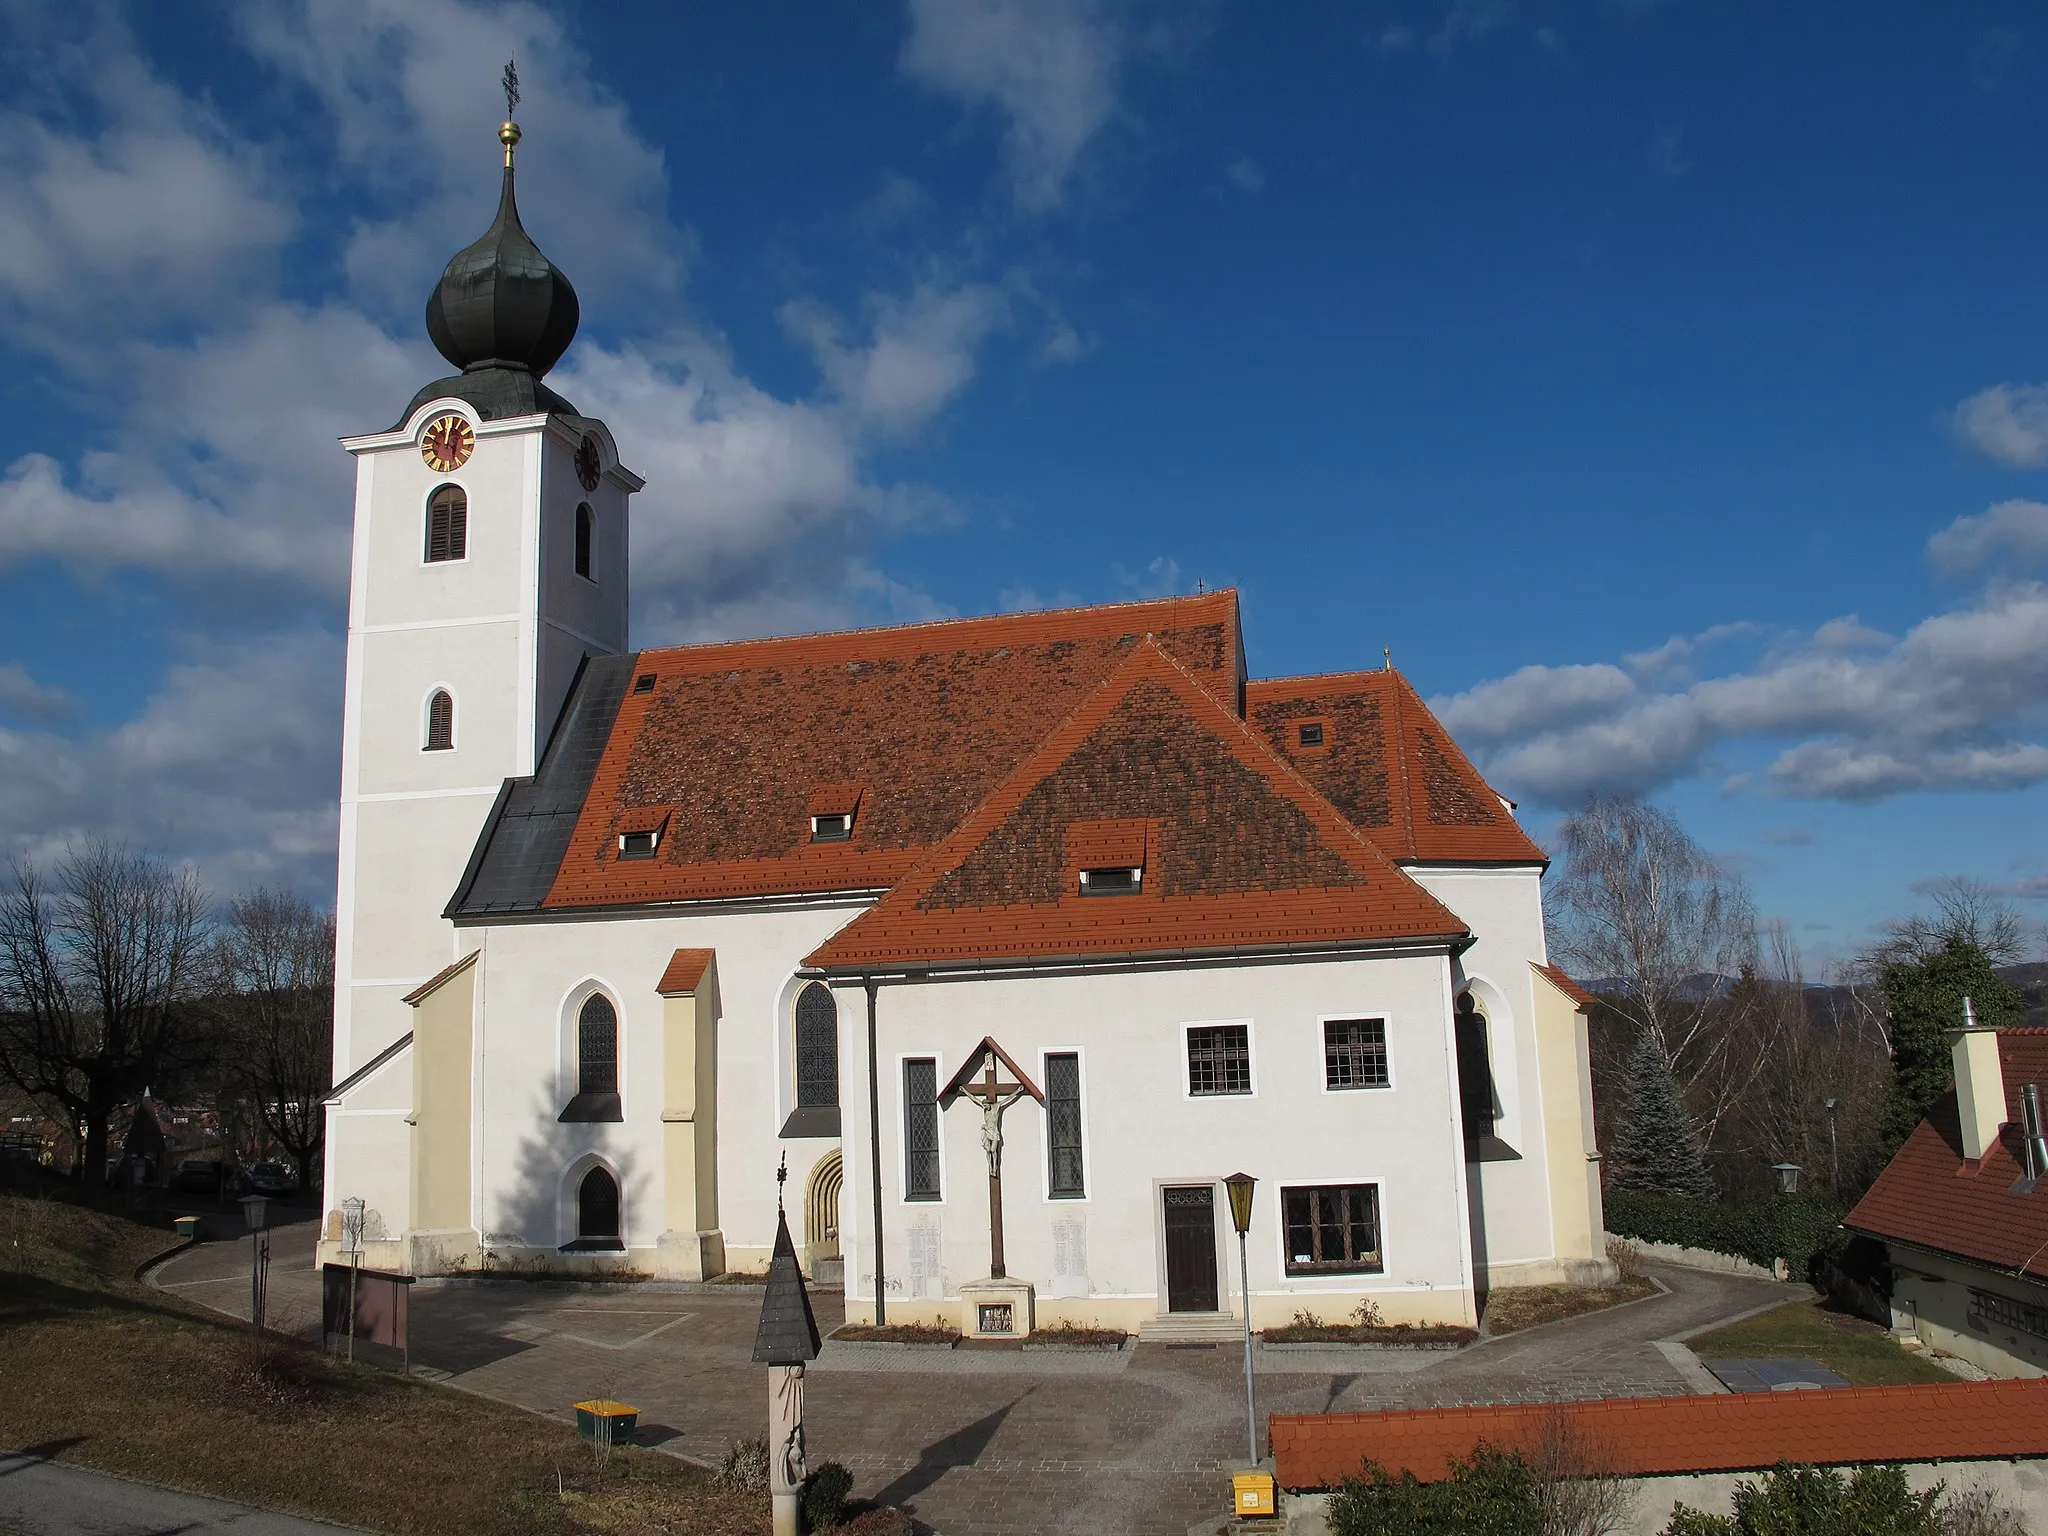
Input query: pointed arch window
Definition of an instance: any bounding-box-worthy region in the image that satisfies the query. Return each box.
[565,1165,622,1251]
[425,486,467,563]
[574,502,595,581]
[424,690,454,752]
[780,981,841,1139]
[560,992,623,1122]
[1456,992,1518,1161]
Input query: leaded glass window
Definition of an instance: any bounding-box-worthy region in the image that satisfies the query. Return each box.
[1324,1018,1389,1090]
[1186,1024,1251,1096]
[1046,1052,1084,1197]
[578,993,618,1096]
[1455,994,1496,1138]
[904,1057,940,1200]
[794,982,838,1109]
[1282,1184,1382,1275]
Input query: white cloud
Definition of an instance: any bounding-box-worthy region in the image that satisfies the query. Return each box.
[0,663,70,723]
[1438,583,2048,806]
[1428,0,1516,56]
[902,0,1172,212]
[1222,153,1265,196]
[1953,383,2048,469]
[783,277,1014,438]
[1929,499,2048,578]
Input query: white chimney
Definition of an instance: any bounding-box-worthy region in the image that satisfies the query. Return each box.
[1951,995,2007,1163]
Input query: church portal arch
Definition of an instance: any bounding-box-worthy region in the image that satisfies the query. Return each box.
[805,1149,843,1268]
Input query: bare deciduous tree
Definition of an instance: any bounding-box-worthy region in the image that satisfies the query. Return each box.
[1869,875,2030,968]
[208,888,333,1192]
[1546,794,1766,1146]
[0,841,207,1188]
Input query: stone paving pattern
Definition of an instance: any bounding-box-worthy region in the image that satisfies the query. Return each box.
[156,1221,1794,1536]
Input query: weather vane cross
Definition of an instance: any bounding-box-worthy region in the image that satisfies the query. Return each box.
[502,57,521,118]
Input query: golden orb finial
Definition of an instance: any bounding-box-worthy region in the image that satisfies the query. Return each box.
[499,119,522,166]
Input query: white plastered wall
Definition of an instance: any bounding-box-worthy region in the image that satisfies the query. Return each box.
[835,948,1476,1333]
[1886,1242,2048,1380]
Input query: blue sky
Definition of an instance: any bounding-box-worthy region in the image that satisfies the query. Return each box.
[1,0,2045,969]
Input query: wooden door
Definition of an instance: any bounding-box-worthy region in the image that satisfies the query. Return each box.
[1163,1185,1219,1312]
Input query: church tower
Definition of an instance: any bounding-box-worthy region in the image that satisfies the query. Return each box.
[331,113,642,1095]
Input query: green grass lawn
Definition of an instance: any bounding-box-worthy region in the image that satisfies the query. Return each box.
[1686,1296,1956,1387]
[0,1191,767,1535]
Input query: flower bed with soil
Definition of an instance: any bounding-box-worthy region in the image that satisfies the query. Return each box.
[827,1323,960,1349]
[1021,1324,1127,1351]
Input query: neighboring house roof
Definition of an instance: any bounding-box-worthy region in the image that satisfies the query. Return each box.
[534,592,1243,911]
[1272,1378,2048,1490]
[1532,963,1595,1011]
[401,949,480,1006]
[1846,1028,2048,1281]
[805,638,1468,974]
[1247,670,1547,866]
[655,948,716,996]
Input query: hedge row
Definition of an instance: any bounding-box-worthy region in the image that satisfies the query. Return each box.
[1604,1190,1846,1276]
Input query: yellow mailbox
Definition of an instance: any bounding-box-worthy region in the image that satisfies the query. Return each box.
[1232,1469,1277,1518]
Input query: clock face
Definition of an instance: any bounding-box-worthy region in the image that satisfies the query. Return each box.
[420,414,474,473]
[575,434,602,492]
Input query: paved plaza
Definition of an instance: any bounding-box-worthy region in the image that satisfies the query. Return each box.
[154,1220,1795,1535]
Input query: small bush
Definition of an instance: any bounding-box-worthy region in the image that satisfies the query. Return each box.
[1940,1487,2029,1536]
[1352,1298,1386,1329]
[1606,1235,1645,1280]
[1329,1445,1543,1536]
[233,1329,342,1409]
[803,1462,854,1530]
[715,1434,769,1495]
[1660,1463,1942,1535]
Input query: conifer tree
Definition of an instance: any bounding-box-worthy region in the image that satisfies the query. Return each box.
[1608,1030,1718,1200]
[1879,937,2021,1156]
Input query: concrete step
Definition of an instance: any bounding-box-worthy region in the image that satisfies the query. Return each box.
[1139,1311,1244,1343]
[810,1257,844,1286]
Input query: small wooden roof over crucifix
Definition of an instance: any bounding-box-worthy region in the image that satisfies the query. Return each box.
[940,1037,1045,1107]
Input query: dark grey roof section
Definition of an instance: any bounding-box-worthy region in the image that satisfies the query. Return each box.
[323,1032,413,1104]
[446,652,639,920]
[396,367,586,431]
[752,1209,821,1365]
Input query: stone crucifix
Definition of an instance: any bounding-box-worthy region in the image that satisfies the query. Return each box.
[958,1052,1029,1279]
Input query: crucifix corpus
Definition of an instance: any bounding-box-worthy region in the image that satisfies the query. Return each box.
[957,1051,1030,1279]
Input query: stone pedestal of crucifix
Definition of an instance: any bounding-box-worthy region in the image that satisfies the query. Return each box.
[947,1041,1043,1340]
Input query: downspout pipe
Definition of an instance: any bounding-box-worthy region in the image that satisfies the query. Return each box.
[865,975,885,1325]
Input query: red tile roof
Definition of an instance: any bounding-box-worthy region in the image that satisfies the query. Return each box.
[1847,1028,2048,1279]
[655,948,716,996]
[1272,1378,2048,1490]
[541,592,1243,910]
[806,639,1467,973]
[1534,963,1596,1010]
[1247,670,1547,866]
[401,950,478,1006]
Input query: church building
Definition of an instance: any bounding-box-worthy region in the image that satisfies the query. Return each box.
[321,114,1610,1337]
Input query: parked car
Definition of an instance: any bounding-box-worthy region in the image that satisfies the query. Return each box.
[241,1161,298,1197]
[167,1158,225,1194]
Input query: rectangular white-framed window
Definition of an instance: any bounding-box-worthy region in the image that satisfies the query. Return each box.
[1043,1049,1086,1199]
[1319,1016,1392,1092]
[1280,1182,1384,1276]
[901,1055,942,1202]
[1182,1019,1255,1098]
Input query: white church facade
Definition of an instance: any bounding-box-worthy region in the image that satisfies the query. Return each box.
[322,116,1610,1335]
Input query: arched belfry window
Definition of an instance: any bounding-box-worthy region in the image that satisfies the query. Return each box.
[425,486,467,563]
[574,502,595,581]
[781,981,841,1139]
[424,690,454,752]
[560,992,623,1122]
[567,1165,621,1251]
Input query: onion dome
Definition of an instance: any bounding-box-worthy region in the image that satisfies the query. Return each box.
[425,122,579,377]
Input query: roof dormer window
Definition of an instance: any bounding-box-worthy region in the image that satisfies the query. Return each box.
[1078,866,1142,896]
[1293,716,1331,753]
[1298,721,1324,747]
[808,782,863,844]
[616,806,673,861]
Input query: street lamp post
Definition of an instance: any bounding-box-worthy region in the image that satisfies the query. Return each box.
[1772,1162,1802,1197]
[240,1194,271,1331]
[1823,1098,1839,1194]
[1222,1171,1259,1467]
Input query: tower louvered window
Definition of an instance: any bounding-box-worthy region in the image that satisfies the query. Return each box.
[575,502,594,580]
[904,1057,940,1200]
[424,690,454,751]
[425,486,467,562]
[794,982,838,1109]
[1046,1052,1084,1197]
